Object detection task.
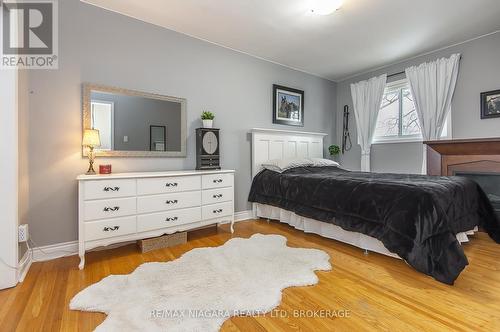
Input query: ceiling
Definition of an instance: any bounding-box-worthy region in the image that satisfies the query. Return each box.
[83,0,500,82]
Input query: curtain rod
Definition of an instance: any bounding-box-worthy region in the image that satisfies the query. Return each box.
[386,54,462,79]
[387,71,405,78]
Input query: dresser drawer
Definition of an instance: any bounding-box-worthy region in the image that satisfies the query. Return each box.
[202,173,234,189]
[85,216,136,241]
[202,187,233,205]
[137,207,202,232]
[137,191,201,214]
[202,201,233,220]
[84,197,137,221]
[137,176,201,195]
[84,179,136,200]
[83,179,136,200]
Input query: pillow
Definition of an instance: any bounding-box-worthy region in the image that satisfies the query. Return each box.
[309,158,340,167]
[261,158,313,173]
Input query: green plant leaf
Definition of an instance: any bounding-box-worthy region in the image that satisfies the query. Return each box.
[328,145,340,156]
[201,111,215,120]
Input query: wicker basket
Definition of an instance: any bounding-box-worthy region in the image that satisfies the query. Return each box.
[137,232,187,253]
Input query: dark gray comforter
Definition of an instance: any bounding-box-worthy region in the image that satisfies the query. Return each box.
[248,166,500,284]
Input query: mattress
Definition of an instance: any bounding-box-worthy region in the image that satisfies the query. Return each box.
[248,166,500,284]
[255,203,478,259]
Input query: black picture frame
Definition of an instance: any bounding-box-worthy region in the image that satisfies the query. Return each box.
[480,89,500,119]
[149,125,166,151]
[272,84,304,127]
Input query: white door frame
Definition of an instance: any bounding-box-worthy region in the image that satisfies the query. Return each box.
[0,68,20,289]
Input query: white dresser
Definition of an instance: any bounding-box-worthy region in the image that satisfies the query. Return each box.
[77,170,235,269]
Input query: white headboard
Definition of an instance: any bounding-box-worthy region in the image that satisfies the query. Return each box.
[251,128,328,177]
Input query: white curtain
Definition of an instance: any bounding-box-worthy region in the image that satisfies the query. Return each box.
[350,74,387,172]
[405,53,460,174]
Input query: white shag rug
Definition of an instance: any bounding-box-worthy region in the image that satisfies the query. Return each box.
[70,233,331,332]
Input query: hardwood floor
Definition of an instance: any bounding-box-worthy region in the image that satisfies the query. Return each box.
[1,219,499,331]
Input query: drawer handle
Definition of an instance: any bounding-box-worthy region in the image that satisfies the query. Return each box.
[213,208,223,214]
[165,199,178,204]
[165,182,178,187]
[213,179,223,183]
[103,186,120,192]
[213,194,223,198]
[165,217,178,222]
[103,206,120,212]
[103,226,120,232]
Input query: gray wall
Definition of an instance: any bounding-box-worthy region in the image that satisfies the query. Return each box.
[23,0,336,246]
[91,92,182,151]
[336,31,500,173]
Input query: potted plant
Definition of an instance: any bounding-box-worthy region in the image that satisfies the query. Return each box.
[201,111,215,128]
[328,144,340,161]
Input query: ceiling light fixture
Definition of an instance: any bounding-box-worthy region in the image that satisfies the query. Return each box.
[309,0,343,15]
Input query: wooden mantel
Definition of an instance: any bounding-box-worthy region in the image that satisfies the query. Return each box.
[424,138,500,176]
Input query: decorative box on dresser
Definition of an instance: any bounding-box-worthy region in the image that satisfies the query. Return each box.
[77,170,235,269]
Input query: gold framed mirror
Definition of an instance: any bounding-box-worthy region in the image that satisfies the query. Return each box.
[82,83,187,157]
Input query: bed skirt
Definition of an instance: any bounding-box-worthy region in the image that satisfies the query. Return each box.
[255,203,478,259]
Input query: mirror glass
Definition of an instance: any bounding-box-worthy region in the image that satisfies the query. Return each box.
[83,84,186,157]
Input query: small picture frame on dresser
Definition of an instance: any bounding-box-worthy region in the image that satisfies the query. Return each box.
[480,89,500,119]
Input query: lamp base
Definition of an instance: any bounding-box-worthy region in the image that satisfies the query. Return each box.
[86,147,97,175]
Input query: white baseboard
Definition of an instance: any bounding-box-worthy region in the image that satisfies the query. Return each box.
[218,210,255,225]
[234,209,255,222]
[28,210,256,264]
[32,240,78,262]
[17,249,33,282]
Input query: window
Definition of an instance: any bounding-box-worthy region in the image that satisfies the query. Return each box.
[374,80,421,142]
[373,79,451,143]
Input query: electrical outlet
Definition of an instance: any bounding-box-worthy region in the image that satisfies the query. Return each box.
[18,224,29,243]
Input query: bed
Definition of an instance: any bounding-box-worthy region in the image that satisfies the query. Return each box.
[248,128,500,284]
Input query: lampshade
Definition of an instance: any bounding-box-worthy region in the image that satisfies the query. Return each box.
[82,129,101,147]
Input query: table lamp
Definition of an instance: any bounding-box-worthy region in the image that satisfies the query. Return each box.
[82,129,101,175]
